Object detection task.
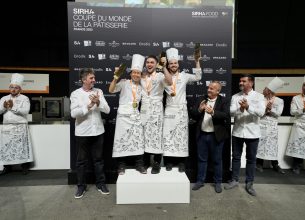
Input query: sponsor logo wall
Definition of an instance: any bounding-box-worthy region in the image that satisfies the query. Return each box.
[68,2,232,120]
[67,2,232,176]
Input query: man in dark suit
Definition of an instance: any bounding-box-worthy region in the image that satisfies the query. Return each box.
[191,81,230,193]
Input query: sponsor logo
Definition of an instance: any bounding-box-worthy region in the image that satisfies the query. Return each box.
[206,81,211,86]
[105,68,113,72]
[187,55,195,61]
[104,94,116,97]
[109,41,120,48]
[220,81,227,86]
[195,94,204,98]
[201,54,211,62]
[220,93,226,97]
[173,42,184,48]
[109,54,120,60]
[186,94,193,98]
[182,68,190,73]
[122,42,137,46]
[192,11,219,18]
[83,40,92,46]
[95,81,103,85]
[73,41,81,46]
[202,43,214,47]
[216,68,227,74]
[95,41,106,46]
[93,68,103,72]
[213,56,227,60]
[73,8,94,15]
[186,42,195,48]
[122,54,132,60]
[153,42,159,46]
[74,81,82,86]
[74,54,86,59]
[222,12,228,16]
[139,42,151,46]
[105,81,112,85]
[162,42,170,48]
[88,54,95,59]
[216,43,228,47]
[196,81,204,86]
[203,68,213,74]
[178,55,184,61]
[98,54,106,60]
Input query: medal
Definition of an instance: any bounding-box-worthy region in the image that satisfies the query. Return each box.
[132,102,138,108]
[170,92,176,97]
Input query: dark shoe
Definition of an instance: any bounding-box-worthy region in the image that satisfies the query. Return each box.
[256,164,263,173]
[192,182,204,191]
[178,163,186,172]
[74,185,86,199]
[215,183,222,193]
[151,162,161,174]
[0,166,11,175]
[273,165,285,174]
[136,166,147,174]
[224,180,239,190]
[292,167,300,175]
[97,185,110,195]
[118,167,125,175]
[245,182,257,196]
[166,163,173,171]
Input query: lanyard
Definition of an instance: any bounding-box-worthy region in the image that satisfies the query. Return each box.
[145,72,155,95]
[171,72,179,96]
[130,80,138,107]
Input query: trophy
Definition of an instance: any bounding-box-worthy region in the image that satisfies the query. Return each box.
[194,42,201,61]
[114,63,127,79]
[159,51,166,66]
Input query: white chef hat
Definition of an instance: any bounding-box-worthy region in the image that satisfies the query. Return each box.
[131,54,145,72]
[10,73,24,87]
[166,48,179,61]
[267,77,285,93]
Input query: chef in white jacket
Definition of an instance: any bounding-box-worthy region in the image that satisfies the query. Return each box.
[225,74,265,196]
[162,47,202,172]
[0,73,33,175]
[256,77,285,174]
[286,79,305,174]
[109,54,147,175]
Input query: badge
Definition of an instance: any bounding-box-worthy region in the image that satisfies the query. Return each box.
[132,102,138,108]
[170,92,176,97]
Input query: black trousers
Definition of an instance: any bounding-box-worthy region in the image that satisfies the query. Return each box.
[117,155,145,168]
[76,134,105,187]
[256,158,279,168]
[163,156,186,166]
[144,152,162,167]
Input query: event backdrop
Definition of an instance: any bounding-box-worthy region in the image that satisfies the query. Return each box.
[67,2,232,183]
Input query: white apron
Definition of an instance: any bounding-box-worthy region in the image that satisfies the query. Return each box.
[141,100,163,154]
[286,95,305,159]
[0,123,33,165]
[257,97,283,160]
[256,117,279,160]
[112,79,144,158]
[112,105,144,157]
[286,118,305,159]
[163,104,189,157]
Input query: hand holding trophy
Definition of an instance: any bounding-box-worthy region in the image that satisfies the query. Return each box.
[157,51,167,70]
[194,43,201,62]
[114,63,127,80]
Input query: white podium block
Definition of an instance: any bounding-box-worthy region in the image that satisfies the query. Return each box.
[116,167,190,204]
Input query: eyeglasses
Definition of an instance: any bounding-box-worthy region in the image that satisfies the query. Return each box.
[9,86,21,90]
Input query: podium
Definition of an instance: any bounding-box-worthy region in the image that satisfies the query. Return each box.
[116,167,190,204]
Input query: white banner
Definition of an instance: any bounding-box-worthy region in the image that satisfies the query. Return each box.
[255,77,304,96]
[0,73,49,94]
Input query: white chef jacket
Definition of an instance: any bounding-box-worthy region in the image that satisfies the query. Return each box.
[70,87,110,137]
[230,89,265,138]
